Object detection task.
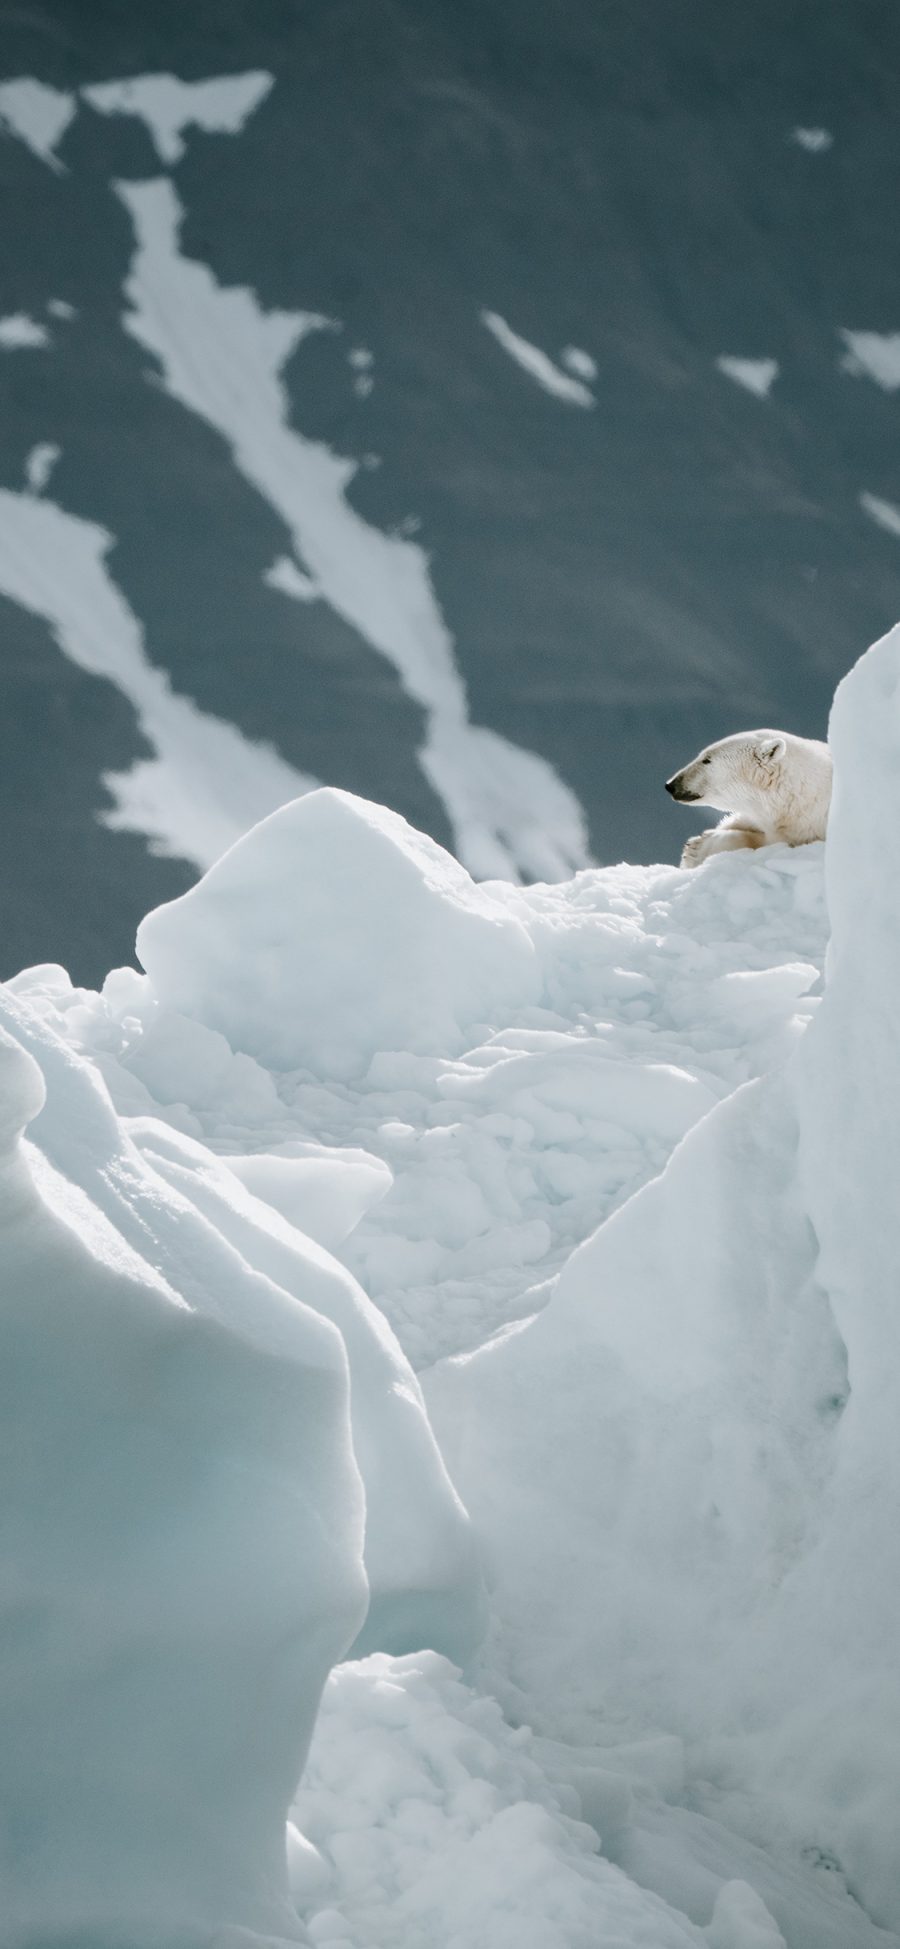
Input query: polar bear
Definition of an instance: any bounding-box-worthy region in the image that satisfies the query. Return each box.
[665,729,832,868]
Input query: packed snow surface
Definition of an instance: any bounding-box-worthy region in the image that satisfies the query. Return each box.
[4,626,900,1946]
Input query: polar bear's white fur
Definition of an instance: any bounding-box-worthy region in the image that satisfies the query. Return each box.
[666,729,832,869]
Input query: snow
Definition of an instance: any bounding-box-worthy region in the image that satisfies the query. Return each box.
[0,312,49,349]
[347,347,373,369]
[426,629,900,1939]
[135,787,541,1078]
[0,969,482,1688]
[707,1883,786,1948]
[23,441,60,494]
[348,348,375,399]
[69,825,826,1377]
[839,329,900,390]
[715,356,779,398]
[860,490,900,538]
[265,555,320,601]
[0,1005,367,1946]
[292,1652,709,1948]
[0,77,76,170]
[776,621,900,1926]
[481,309,597,407]
[82,70,273,163]
[123,1116,485,1665]
[114,175,591,882]
[0,485,317,870]
[425,1064,843,1739]
[790,127,833,152]
[561,344,598,381]
[225,1146,392,1254]
[7,622,900,1945]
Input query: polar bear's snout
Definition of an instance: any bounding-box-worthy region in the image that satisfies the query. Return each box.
[665,771,701,802]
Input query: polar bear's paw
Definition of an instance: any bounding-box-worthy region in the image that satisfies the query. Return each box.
[680,832,714,869]
[680,825,766,869]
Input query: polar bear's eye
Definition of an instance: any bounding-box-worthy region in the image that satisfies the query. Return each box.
[701,756,711,765]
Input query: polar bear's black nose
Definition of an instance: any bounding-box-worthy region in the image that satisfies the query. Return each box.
[666,773,699,801]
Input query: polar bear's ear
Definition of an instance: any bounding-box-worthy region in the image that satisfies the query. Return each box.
[757,736,786,764]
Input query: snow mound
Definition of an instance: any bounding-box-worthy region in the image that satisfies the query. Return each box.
[0,1008,366,1947]
[53,834,827,1373]
[427,1067,838,1740]
[706,1882,786,1948]
[137,787,540,1078]
[126,1116,484,1662]
[1,990,483,1672]
[0,1024,45,1145]
[292,1652,707,1948]
[225,1145,392,1252]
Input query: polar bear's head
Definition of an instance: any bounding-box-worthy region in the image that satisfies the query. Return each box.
[665,731,787,817]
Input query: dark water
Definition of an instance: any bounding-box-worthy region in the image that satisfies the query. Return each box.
[2,0,900,982]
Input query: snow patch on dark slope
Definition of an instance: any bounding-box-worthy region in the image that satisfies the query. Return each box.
[0,74,74,168]
[82,69,273,162]
[114,174,590,884]
[0,484,316,868]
